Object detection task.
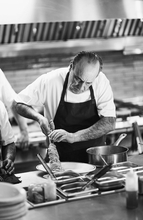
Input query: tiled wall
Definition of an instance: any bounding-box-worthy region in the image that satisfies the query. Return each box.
[102,52,143,100]
[2,51,143,100]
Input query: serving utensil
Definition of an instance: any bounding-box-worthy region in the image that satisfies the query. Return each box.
[36,154,70,200]
[99,154,108,165]
[36,153,57,181]
[82,163,112,190]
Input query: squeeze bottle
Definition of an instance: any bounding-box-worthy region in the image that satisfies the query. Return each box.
[125,168,138,209]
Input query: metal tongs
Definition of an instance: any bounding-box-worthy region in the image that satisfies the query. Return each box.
[37,153,57,181]
[36,120,56,178]
[37,153,68,200]
[82,163,112,190]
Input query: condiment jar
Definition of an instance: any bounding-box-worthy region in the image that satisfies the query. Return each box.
[43,176,56,201]
[125,168,138,209]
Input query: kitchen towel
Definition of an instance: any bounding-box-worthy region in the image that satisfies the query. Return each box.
[0,168,21,184]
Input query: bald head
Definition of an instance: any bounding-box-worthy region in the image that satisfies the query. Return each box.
[71,51,103,73]
[68,51,103,94]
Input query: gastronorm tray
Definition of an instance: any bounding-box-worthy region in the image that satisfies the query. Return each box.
[111,161,143,177]
[56,175,99,198]
[24,186,65,209]
[25,161,143,209]
[95,161,143,190]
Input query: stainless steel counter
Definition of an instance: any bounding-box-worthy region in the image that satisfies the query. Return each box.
[15,155,143,220]
[24,192,143,220]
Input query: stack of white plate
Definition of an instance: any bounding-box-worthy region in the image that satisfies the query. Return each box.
[0,182,28,220]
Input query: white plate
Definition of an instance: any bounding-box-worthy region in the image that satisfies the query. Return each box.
[0,182,24,204]
[36,162,96,174]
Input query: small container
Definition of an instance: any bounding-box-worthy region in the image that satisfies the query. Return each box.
[27,178,57,204]
[43,176,56,201]
[125,168,138,209]
[138,176,143,195]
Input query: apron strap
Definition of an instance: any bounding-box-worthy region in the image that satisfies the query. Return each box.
[60,72,69,103]
[89,86,96,104]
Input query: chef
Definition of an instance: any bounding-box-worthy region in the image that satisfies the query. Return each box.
[14,51,116,162]
[0,100,16,174]
[0,69,29,150]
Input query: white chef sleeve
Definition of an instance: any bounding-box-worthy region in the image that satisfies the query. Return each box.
[0,101,15,146]
[15,75,45,108]
[96,73,116,118]
[0,69,16,109]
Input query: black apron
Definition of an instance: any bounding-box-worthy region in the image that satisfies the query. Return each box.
[53,72,106,163]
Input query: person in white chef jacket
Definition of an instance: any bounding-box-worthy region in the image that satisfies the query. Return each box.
[0,69,29,150]
[14,51,116,162]
[0,100,16,174]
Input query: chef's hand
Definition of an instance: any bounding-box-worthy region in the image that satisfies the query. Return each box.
[49,119,55,131]
[3,159,15,175]
[38,116,51,136]
[48,129,75,143]
[15,130,29,151]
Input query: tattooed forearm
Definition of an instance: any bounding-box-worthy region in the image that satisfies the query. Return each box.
[13,101,42,122]
[2,143,16,161]
[74,117,116,142]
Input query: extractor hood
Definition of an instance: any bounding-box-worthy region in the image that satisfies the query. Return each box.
[0,0,143,57]
[0,0,143,24]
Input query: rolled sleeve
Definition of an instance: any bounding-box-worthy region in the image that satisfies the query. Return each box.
[96,73,116,118]
[16,75,45,108]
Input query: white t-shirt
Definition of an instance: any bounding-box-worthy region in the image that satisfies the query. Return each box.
[0,100,15,146]
[0,69,16,116]
[16,67,116,121]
